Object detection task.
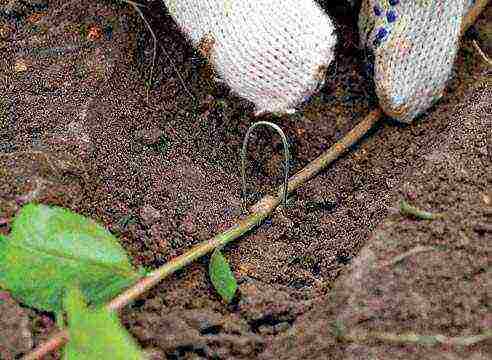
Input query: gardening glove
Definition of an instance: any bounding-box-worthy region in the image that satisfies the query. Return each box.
[358,0,473,123]
[163,0,337,115]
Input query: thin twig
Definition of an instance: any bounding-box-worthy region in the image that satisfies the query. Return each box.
[378,245,438,268]
[157,42,195,100]
[126,0,195,101]
[126,1,156,103]
[157,0,195,100]
[123,0,147,8]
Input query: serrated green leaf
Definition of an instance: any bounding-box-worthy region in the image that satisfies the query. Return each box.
[0,203,142,313]
[64,286,144,360]
[209,249,237,303]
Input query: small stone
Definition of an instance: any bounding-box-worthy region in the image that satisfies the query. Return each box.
[273,321,290,333]
[14,59,28,73]
[473,223,492,235]
[134,128,165,146]
[0,22,12,40]
[27,12,45,24]
[140,204,161,226]
[143,348,165,360]
[406,191,418,201]
[179,211,197,236]
[149,223,170,252]
[180,309,224,333]
[258,324,275,335]
[87,25,103,41]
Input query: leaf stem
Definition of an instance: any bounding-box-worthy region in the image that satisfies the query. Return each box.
[399,200,444,221]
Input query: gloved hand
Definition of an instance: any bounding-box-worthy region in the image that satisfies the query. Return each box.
[164,0,337,115]
[165,0,474,124]
[358,0,472,123]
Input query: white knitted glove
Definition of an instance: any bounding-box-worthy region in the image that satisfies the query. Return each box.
[358,0,470,123]
[164,0,337,115]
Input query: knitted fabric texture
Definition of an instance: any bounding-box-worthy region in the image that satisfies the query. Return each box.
[358,0,468,123]
[164,0,337,115]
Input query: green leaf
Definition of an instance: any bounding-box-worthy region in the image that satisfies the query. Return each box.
[64,286,144,360]
[0,203,142,313]
[209,248,237,304]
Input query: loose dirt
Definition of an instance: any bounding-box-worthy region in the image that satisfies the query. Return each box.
[0,1,490,359]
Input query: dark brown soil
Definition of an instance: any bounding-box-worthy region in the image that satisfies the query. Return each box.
[0,1,490,359]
